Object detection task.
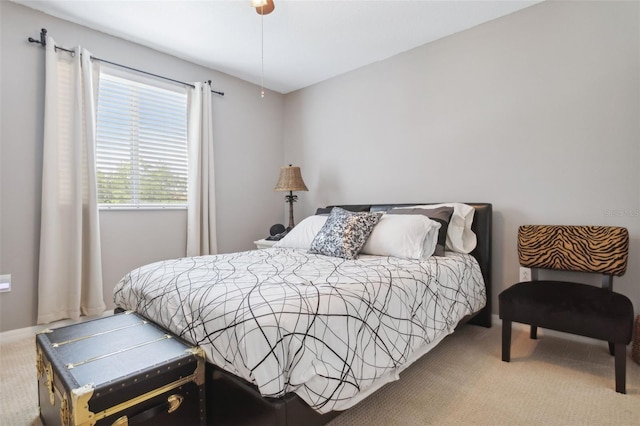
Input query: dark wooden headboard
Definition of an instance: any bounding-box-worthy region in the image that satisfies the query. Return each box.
[323,203,493,328]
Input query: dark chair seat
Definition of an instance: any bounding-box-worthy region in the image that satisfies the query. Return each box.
[499,281,634,344]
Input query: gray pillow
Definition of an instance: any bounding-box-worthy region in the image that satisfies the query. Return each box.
[387,206,454,256]
[315,205,372,215]
[309,207,382,260]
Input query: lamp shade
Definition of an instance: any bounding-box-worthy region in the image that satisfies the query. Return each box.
[274,165,308,192]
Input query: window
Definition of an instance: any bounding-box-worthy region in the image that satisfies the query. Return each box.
[96,68,188,208]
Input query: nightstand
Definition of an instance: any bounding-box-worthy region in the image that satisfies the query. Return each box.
[254,239,277,249]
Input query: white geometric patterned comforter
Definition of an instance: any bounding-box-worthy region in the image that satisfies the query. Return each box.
[113,248,485,413]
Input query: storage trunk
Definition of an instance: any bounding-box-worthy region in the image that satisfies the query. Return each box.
[36,312,206,425]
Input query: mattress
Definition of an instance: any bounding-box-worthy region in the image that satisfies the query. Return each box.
[113,248,485,413]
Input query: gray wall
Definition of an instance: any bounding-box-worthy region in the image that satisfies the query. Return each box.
[0,1,286,331]
[283,1,640,315]
[2,0,639,332]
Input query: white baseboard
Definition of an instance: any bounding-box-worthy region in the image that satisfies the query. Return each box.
[0,311,613,348]
[0,310,114,345]
[491,314,605,346]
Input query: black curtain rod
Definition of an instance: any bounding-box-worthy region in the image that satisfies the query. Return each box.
[28,28,224,97]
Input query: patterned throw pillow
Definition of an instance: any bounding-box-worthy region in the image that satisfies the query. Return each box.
[309,207,382,260]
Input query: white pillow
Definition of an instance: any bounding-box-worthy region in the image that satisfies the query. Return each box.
[273,215,328,250]
[394,203,476,254]
[360,214,441,260]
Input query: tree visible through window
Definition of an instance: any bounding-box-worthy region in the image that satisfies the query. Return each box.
[96,70,188,207]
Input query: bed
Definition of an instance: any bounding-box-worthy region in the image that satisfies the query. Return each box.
[113,202,492,425]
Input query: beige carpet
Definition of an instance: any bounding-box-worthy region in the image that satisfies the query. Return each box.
[1,323,638,426]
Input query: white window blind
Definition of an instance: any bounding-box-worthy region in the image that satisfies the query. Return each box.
[96,69,188,208]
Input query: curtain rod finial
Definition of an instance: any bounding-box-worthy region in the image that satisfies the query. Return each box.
[28,28,48,46]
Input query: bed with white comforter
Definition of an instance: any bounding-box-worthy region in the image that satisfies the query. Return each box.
[113,247,485,413]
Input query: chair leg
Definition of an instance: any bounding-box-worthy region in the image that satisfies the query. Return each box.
[608,342,615,356]
[614,343,626,394]
[502,320,512,362]
[530,325,537,340]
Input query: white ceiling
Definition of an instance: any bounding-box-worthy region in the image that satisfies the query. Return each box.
[14,0,541,94]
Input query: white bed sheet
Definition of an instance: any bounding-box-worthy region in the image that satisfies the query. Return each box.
[113,248,485,413]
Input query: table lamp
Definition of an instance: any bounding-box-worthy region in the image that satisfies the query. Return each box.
[274,165,308,229]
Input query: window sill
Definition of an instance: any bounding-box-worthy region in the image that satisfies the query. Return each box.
[99,205,187,211]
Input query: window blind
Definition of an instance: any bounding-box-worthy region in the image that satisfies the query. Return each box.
[96,71,188,207]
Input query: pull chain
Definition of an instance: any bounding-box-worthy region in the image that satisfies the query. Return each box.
[261,9,265,98]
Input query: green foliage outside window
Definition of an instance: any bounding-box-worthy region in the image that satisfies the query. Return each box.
[97,160,187,205]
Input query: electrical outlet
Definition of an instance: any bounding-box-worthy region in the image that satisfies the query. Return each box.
[519,267,532,282]
[0,274,11,292]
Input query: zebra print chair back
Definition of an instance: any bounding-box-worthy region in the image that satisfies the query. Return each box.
[517,225,629,276]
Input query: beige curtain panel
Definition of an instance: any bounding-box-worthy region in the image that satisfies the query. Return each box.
[37,36,105,324]
[187,81,217,256]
